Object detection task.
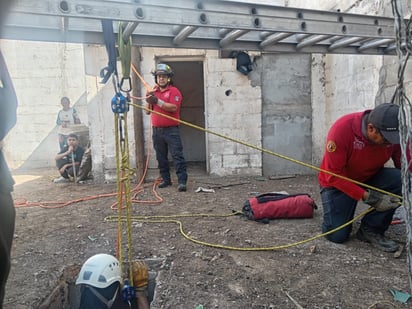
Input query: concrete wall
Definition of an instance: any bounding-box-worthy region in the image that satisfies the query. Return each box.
[259,54,312,176]
[83,45,136,182]
[289,0,405,167]
[139,48,262,177]
[311,54,383,165]
[1,40,88,170]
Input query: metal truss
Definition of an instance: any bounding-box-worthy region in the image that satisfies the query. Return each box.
[1,0,402,55]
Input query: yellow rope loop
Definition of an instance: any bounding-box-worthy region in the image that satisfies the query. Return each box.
[104,208,373,251]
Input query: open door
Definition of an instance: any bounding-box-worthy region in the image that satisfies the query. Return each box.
[159,60,206,170]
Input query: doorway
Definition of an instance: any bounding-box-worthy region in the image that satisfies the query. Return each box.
[158,60,206,171]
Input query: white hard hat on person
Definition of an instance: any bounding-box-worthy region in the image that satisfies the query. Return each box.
[76,253,122,289]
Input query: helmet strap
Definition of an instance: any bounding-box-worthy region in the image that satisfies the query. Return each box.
[86,285,119,309]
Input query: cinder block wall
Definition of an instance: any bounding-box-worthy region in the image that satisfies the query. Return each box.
[289,0,396,167]
[139,48,262,177]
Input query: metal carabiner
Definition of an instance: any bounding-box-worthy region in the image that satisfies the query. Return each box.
[112,73,120,94]
[120,77,132,93]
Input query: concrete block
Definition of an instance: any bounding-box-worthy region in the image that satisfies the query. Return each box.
[223,154,250,168]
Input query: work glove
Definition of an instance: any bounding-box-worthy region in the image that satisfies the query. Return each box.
[145,91,158,105]
[363,190,402,212]
[132,260,149,291]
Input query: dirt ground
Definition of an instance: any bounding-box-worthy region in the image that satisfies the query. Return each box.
[4,166,412,309]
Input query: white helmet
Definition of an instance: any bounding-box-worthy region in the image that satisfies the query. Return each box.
[76,254,122,289]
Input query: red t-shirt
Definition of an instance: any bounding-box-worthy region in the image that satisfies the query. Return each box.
[318,110,401,201]
[151,85,182,127]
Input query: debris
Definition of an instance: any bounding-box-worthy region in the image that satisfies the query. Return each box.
[248,191,259,196]
[195,187,215,193]
[87,236,97,242]
[196,181,250,189]
[389,288,411,303]
[285,291,304,309]
[269,175,297,180]
[310,245,317,253]
[393,244,404,258]
[271,190,289,195]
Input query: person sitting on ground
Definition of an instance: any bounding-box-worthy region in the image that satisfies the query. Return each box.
[318,103,402,253]
[53,133,84,183]
[56,96,81,151]
[76,254,150,309]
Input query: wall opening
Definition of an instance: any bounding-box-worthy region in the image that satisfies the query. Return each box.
[157,60,207,174]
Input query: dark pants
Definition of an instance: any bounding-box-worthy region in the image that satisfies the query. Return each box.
[152,126,187,185]
[56,158,79,178]
[0,191,15,306]
[320,167,402,243]
[58,134,67,152]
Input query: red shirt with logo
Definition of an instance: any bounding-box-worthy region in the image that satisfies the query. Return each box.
[318,111,401,201]
[151,85,182,127]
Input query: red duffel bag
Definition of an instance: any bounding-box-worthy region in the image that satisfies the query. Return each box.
[242,192,317,221]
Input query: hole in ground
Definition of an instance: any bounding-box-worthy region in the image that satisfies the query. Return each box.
[38,258,163,309]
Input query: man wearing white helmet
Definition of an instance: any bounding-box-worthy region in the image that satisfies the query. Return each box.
[76,254,150,309]
[144,63,188,192]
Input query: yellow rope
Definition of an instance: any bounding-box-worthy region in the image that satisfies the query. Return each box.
[125,71,399,253]
[114,114,124,269]
[121,113,135,284]
[130,101,401,200]
[105,208,374,251]
[114,111,137,284]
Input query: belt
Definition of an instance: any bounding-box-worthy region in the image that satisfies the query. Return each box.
[153,126,178,130]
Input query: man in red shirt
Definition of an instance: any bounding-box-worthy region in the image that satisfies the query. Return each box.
[144,63,188,192]
[318,103,402,252]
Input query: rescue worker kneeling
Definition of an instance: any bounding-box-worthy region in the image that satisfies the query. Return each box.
[76,254,150,309]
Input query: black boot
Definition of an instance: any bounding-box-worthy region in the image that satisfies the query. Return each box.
[158,181,171,188]
[356,225,399,252]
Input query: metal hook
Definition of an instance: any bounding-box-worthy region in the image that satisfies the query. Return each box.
[112,73,120,94]
[120,77,132,93]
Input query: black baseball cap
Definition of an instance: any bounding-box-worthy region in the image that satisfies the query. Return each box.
[368,103,400,144]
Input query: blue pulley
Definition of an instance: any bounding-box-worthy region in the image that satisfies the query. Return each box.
[121,279,136,304]
[111,92,128,113]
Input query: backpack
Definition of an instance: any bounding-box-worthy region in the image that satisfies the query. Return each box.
[242,192,317,222]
